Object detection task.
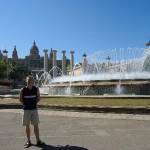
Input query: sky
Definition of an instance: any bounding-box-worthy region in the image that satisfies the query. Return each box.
[0,0,150,63]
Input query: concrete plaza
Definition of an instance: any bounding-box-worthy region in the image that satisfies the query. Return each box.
[0,109,150,150]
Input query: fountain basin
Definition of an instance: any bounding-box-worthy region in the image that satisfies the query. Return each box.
[43,78,150,95]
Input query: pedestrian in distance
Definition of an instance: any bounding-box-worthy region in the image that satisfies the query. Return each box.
[20,75,44,148]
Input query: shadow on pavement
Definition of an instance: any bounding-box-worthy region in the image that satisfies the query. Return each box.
[35,144,88,150]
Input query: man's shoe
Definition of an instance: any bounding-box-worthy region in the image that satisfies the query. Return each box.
[24,141,31,148]
[36,140,45,147]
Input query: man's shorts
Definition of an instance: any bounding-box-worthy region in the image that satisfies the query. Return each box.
[22,109,39,126]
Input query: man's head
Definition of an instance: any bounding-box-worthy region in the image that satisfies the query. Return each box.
[26,75,34,87]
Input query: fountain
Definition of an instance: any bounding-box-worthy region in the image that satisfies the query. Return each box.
[37,45,150,95]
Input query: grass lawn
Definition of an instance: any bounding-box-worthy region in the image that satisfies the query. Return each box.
[40,97,150,107]
[0,97,150,107]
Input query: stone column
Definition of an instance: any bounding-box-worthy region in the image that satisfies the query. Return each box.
[49,48,53,69]
[70,51,74,74]
[62,50,66,75]
[82,53,88,74]
[43,49,48,72]
[53,50,57,78]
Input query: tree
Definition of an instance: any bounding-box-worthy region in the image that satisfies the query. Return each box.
[0,59,7,79]
[9,65,28,88]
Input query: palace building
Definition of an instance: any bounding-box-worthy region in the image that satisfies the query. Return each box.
[0,41,72,76]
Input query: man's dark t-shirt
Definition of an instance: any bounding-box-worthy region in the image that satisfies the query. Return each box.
[22,86,38,110]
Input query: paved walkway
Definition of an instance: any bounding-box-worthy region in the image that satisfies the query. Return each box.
[0,109,150,150]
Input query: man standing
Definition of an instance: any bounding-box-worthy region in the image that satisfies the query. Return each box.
[20,75,44,148]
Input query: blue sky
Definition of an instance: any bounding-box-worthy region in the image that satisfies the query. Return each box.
[0,0,150,63]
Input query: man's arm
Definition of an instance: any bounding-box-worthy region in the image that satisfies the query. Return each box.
[19,89,23,104]
[37,87,40,103]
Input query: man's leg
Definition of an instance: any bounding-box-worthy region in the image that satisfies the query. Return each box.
[32,110,44,146]
[33,124,40,142]
[31,110,40,142]
[23,110,32,148]
[25,125,31,142]
[24,125,31,148]
[34,124,45,146]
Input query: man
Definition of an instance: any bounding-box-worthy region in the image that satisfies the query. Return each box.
[20,75,44,148]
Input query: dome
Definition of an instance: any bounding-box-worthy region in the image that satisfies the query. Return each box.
[30,41,40,58]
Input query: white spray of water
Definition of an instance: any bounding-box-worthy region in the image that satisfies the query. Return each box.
[51,72,150,83]
[37,47,150,95]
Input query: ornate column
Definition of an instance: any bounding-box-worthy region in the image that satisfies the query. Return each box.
[43,49,48,72]
[52,50,57,78]
[62,50,66,75]
[82,53,88,74]
[70,50,74,74]
[49,48,53,69]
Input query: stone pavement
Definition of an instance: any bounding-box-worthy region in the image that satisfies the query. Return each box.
[0,109,150,150]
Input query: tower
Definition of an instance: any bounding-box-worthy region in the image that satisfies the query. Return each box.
[12,46,18,62]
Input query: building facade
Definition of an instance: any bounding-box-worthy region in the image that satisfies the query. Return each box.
[0,41,72,77]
